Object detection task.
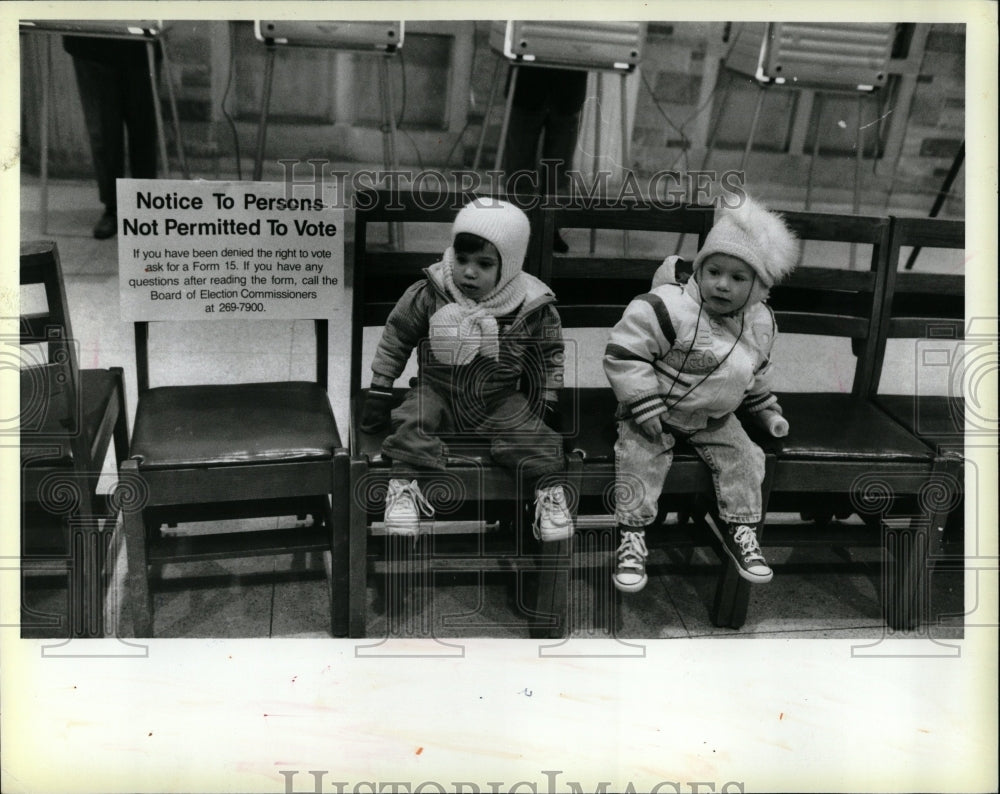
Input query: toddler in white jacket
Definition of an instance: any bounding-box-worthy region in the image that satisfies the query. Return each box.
[603,196,799,591]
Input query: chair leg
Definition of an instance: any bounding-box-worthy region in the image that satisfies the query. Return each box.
[530,537,571,639]
[883,519,930,631]
[110,367,130,467]
[329,452,351,637]
[348,459,370,638]
[711,560,751,629]
[119,459,153,637]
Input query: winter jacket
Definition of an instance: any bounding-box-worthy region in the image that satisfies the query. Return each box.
[603,277,779,433]
[371,261,564,403]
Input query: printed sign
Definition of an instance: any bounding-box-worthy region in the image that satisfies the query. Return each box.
[117,179,344,320]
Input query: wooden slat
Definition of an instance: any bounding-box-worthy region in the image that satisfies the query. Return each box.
[893,271,964,297]
[888,317,965,338]
[892,216,965,249]
[772,312,869,338]
[779,266,876,291]
[148,526,329,564]
[780,210,888,244]
[553,203,714,233]
[550,257,664,279]
[365,251,444,274]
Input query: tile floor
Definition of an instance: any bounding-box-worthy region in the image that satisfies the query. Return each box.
[16,176,966,641]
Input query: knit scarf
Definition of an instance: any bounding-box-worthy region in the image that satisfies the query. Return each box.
[428,249,528,365]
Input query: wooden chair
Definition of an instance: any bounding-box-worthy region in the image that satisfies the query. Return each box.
[871,216,966,585]
[872,217,965,453]
[119,311,348,637]
[19,240,130,637]
[727,211,961,630]
[532,198,773,632]
[347,189,580,639]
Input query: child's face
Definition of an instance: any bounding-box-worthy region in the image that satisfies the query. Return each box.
[452,239,501,301]
[697,253,757,315]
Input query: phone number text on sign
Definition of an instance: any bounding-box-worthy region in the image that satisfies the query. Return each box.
[118,179,345,321]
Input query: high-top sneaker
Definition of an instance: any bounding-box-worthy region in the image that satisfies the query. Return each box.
[712,521,772,583]
[612,528,649,593]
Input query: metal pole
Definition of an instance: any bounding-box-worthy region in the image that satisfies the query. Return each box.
[40,34,50,235]
[905,141,964,270]
[740,84,766,173]
[380,56,403,248]
[850,92,865,269]
[252,45,276,181]
[620,71,631,257]
[147,39,170,179]
[157,34,189,179]
[494,64,519,172]
[472,56,503,172]
[590,72,602,254]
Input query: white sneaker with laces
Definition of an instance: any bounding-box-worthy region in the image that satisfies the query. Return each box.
[613,529,648,593]
[384,479,434,538]
[533,485,573,542]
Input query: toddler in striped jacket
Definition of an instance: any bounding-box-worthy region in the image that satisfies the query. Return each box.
[603,196,799,592]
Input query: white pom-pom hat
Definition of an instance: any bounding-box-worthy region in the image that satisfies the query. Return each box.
[693,196,800,288]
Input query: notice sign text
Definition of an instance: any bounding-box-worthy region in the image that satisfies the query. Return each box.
[118,179,344,320]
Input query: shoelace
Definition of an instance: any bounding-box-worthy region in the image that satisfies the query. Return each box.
[732,525,766,564]
[532,488,566,540]
[616,530,648,572]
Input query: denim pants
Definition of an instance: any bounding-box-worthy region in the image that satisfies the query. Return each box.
[614,413,765,527]
[383,382,565,480]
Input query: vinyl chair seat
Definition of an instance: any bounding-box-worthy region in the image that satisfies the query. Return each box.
[557,387,735,463]
[752,392,934,461]
[131,381,339,469]
[20,368,121,467]
[875,394,964,451]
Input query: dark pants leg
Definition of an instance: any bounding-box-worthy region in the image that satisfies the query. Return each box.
[71,55,158,212]
[476,392,565,482]
[382,383,455,471]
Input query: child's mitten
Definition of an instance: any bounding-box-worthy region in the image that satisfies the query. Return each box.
[753,406,789,438]
[360,388,395,434]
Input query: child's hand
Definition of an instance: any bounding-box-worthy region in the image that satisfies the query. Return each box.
[360,388,395,434]
[636,414,668,441]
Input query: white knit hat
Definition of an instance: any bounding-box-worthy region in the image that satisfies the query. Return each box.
[693,196,799,287]
[452,198,530,290]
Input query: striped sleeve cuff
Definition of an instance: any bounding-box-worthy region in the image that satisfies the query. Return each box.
[627,394,669,423]
[743,391,779,414]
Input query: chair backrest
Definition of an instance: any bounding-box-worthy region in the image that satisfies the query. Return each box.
[19,241,83,446]
[350,188,545,398]
[133,319,329,394]
[764,211,893,398]
[870,216,965,396]
[533,197,715,329]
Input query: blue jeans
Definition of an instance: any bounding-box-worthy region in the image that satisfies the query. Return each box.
[383,382,565,480]
[614,413,765,527]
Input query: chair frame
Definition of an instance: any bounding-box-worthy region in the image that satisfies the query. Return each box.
[718,211,962,630]
[19,240,130,638]
[347,189,581,639]
[120,317,349,637]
